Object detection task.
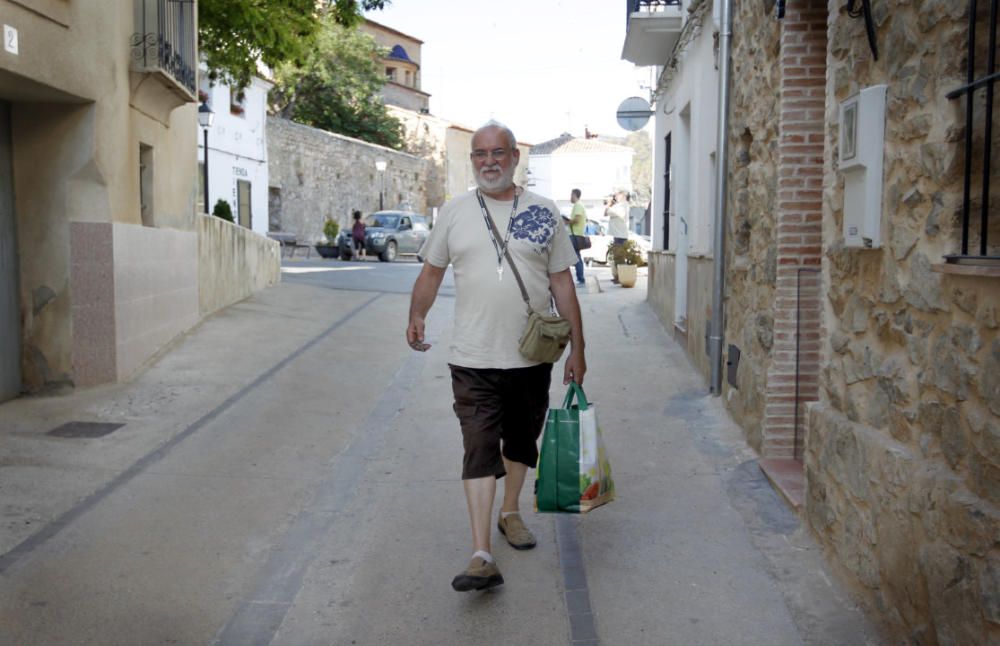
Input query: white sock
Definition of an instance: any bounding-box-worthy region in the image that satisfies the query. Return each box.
[501,510,520,519]
[473,550,494,563]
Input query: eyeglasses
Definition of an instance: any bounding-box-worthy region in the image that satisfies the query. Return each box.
[471,148,510,162]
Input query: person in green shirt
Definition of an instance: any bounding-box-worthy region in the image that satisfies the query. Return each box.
[566,188,587,286]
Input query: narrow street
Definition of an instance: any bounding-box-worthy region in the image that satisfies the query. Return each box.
[0,260,881,645]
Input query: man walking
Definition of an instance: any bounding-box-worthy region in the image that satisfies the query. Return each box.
[567,188,587,287]
[406,121,586,592]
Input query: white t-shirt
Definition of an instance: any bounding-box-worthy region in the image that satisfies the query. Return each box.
[421,188,578,369]
[607,202,629,238]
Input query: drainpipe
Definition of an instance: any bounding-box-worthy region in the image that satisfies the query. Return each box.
[709,0,733,395]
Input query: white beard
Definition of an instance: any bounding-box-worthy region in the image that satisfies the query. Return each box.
[475,163,516,194]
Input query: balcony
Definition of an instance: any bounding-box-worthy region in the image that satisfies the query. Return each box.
[130,0,197,121]
[621,0,685,66]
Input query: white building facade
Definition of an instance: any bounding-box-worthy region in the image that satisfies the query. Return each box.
[623,0,721,348]
[197,74,272,236]
[528,135,634,222]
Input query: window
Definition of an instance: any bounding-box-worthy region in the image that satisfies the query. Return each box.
[386,67,397,82]
[230,91,246,118]
[139,144,154,227]
[413,216,429,232]
[946,0,998,264]
[237,180,251,228]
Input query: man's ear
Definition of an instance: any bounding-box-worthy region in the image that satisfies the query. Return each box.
[512,148,521,165]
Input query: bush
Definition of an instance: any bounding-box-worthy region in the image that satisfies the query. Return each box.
[612,239,644,266]
[212,199,234,222]
[323,217,340,243]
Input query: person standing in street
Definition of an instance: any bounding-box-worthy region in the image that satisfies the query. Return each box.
[406,121,586,592]
[606,191,630,282]
[351,210,366,260]
[566,188,587,287]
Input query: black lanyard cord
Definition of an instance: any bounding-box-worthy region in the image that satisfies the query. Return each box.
[476,190,520,271]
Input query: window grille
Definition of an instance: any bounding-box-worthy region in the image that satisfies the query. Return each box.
[131,0,197,96]
[946,0,999,264]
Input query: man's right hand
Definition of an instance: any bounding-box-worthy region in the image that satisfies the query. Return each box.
[408,262,446,352]
[406,317,431,352]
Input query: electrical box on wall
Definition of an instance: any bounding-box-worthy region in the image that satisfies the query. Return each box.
[838,85,887,248]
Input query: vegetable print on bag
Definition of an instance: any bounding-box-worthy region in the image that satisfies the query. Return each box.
[535,382,615,513]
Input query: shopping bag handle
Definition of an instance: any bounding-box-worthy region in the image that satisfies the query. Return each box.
[562,381,590,411]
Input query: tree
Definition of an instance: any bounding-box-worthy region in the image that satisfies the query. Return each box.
[199,0,390,94]
[269,21,404,149]
[626,130,653,207]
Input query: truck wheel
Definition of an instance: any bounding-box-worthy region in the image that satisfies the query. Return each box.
[380,240,397,262]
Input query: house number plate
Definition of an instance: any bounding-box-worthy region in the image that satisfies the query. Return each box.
[4,25,18,55]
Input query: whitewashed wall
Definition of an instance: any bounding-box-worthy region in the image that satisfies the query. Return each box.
[197,75,272,236]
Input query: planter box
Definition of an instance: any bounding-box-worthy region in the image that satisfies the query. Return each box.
[315,244,340,259]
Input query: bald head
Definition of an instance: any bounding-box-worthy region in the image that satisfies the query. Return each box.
[472,120,517,150]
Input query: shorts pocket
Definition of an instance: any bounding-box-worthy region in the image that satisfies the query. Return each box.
[453,402,478,420]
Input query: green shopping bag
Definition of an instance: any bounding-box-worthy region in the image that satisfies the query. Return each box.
[535,382,615,513]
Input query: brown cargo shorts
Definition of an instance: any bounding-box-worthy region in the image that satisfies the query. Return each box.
[449,363,553,480]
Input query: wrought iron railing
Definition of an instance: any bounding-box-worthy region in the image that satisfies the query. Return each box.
[626,0,683,24]
[131,0,196,96]
[945,0,998,264]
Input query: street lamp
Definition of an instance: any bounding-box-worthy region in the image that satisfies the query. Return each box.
[375,159,387,210]
[197,101,215,214]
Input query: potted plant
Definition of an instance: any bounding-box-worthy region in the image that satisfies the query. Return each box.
[315,218,341,258]
[212,199,234,223]
[612,239,643,288]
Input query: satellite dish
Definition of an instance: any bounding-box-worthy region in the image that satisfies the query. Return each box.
[616,96,653,131]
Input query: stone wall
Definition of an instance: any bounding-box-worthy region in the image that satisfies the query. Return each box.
[723,0,782,453]
[388,106,448,209]
[808,1,1000,642]
[266,117,429,242]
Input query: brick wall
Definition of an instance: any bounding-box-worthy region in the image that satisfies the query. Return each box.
[762,1,827,459]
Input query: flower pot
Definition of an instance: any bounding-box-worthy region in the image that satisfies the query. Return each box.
[314,243,340,259]
[617,264,637,288]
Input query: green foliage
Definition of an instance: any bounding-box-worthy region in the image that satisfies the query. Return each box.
[323,217,341,243]
[212,199,234,222]
[270,21,404,149]
[613,239,644,266]
[626,130,652,208]
[199,0,391,96]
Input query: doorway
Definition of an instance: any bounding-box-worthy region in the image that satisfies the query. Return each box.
[662,133,671,251]
[237,180,252,229]
[673,107,692,333]
[0,101,21,401]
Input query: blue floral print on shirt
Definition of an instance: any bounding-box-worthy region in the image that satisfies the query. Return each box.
[511,205,555,251]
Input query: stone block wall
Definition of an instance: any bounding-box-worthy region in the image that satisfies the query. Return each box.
[724,0,782,453]
[266,118,429,242]
[808,0,1000,642]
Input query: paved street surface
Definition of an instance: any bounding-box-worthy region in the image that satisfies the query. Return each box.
[0,257,882,645]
